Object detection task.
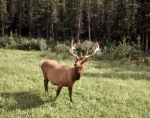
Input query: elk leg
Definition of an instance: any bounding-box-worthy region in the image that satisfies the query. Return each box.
[68,87,73,103]
[54,86,62,101]
[44,79,49,92]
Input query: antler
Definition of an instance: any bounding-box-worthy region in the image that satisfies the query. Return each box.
[70,40,79,59]
[82,42,99,60]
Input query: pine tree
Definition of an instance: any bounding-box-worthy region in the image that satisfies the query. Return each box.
[0,0,10,36]
[136,0,150,53]
[111,0,129,42]
[65,0,78,40]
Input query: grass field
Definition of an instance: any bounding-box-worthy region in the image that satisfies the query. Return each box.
[0,49,150,118]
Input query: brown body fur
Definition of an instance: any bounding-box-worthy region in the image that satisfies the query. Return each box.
[41,60,83,102]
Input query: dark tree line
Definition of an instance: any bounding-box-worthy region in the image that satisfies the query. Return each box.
[0,0,150,52]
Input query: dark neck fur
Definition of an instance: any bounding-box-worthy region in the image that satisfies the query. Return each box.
[74,66,83,80]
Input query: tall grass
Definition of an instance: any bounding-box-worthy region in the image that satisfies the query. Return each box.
[0,49,150,118]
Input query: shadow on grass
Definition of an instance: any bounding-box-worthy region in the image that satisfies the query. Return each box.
[1,91,53,111]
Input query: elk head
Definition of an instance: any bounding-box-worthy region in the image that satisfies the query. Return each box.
[69,40,99,69]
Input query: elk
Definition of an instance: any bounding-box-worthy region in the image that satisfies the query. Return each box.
[41,40,99,102]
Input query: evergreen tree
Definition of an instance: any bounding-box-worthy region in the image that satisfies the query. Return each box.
[136,0,150,53]
[76,0,83,42]
[0,0,9,36]
[55,0,66,40]
[65,0,78,40]
[90,0,101,41]
[111,0,129,43]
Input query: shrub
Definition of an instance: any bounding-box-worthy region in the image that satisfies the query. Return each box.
[100,36,146,65]
[37,39,47,51]
[128,35,145,65]
[55,42,69,59]
[8,30,16,45]
[114,37,131,62]
[0,36,9,48]
[76,40,96,56]
[100,42,117,60]
[18,38,47,51]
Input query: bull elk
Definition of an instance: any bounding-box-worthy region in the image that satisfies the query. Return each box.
[41,40,99,102]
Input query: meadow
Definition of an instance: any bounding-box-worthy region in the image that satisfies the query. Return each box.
[0,49,150,118]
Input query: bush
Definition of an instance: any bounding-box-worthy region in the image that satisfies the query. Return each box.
[37,39,47,51]
[0,33,48,51]
[114,37,131,62]
[100,36,146,65]
[0,34,18,49]
[0,36,9,48]
[55,42,69,59]
[18,38,47,51]
[128,36,144,65]
[75,40,97,57]
[101,43,116,60]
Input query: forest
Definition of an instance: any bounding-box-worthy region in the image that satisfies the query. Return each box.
[0,1,150,117]
[0,0,150,52]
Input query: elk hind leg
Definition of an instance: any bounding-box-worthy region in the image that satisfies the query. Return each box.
[44,79,49,92]
[68,87,73,103]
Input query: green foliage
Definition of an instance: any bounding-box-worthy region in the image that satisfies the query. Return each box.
[55,42,70,59]
[0,36,9,48]
[18,38,47,51]
[37,39,47,51]
[101,36,146,65]
[0,34,17,49]
[101,43,117,60]
[19,38,39,50]
[115,37,131,62]
[128,35,144,65]
[8,31,15,44]
[0,35,47,51]
[76,40,95,55]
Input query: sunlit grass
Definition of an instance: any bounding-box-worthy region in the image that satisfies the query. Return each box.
[0,49,150,118]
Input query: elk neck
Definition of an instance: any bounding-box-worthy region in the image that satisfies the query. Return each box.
[73,65,83,80]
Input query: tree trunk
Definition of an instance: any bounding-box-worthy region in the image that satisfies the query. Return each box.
[9,0,13,32]
[50,2,54,40]
[46,0,49,40]
[87,0,91,41]
[145,32,149,54]
[37,25,40,38]
[129,0,135,44]
[70,27,73,40]
[27,0,32,36]
[19,0,22,36]
[1,0,4,36]
[76,0,82,43]
[107,12,111,41]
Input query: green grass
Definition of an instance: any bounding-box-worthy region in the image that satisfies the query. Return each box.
[0,49,150,118]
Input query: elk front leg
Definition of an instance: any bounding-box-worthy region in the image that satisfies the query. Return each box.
[44,79,49,92]
[55,85,62,101]
[68,87,73,103]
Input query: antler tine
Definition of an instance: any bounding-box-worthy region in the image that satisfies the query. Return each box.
[82,50,88,58]
[70,40,79,59]
[80,52,83,58]
[83,42,99,60]
[80,50,88,58]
